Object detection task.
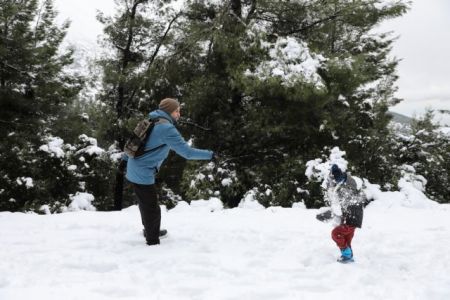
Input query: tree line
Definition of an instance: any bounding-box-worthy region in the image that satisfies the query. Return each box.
[1,0,448,213]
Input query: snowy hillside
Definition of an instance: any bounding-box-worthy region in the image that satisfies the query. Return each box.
[1,192,449,300]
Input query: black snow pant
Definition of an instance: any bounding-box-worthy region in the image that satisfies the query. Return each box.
[133,183,161,245]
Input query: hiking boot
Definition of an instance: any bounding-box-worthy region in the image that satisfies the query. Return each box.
[337,255,354,263]
[142,229,168,239]
[337,247,354,263]
[159,229,168,239]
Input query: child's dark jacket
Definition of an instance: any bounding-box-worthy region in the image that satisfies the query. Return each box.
[332,175,364,228]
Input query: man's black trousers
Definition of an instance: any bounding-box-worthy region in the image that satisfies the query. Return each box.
[132,183,161,245]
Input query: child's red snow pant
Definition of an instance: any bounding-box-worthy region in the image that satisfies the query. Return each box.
[331,224,356,249]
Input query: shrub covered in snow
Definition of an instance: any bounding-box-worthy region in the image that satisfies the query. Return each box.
[389,111,450,203]
[158,185,183,210]
[244,156,309,208]
[70,134,118,211]
[181,161,245,208]
[2,134,119,213]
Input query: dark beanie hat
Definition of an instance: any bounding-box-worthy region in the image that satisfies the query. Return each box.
[331,164,346,183]
[159,98,180,114]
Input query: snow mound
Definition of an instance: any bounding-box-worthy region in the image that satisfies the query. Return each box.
[238,189,265,210]
[189,197,224,212]
[67,192,96,211]
[366,180,438,210]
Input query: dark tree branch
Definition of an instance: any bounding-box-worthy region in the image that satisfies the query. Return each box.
[116,0,148,120]
[113,41,126,52]
[245,0,258,24]
[2,63,35,79]
[178,118,212,131]
[285,12,341,35]
[147,12,182,69]
[122,0,147,69]
[33,0,45,47]
[230,0,242,17]
[283,1,379,36]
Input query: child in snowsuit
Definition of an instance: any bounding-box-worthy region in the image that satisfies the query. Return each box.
[328,164,364,263]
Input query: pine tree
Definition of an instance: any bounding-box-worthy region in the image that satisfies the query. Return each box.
[392,110,450,203]
[165,0,273,206]
[0,0,82,211]
[176,0,409,207]
[96,0,183,209]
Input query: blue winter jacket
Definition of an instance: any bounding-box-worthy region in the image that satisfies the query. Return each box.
[123,109,213,185]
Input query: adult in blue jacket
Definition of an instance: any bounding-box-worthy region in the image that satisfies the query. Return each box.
[122,98,214,245]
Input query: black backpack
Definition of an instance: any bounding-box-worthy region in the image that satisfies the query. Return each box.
[124,118,166,158]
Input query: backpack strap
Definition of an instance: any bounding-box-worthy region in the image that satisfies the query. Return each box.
[139,118,170,155]
[154,118,170,125]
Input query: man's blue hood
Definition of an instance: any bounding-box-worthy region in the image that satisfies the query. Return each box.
[149,109,176,124]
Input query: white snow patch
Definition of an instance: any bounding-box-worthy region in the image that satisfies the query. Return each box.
[16,177,34,189]
[1,196,449,299]
[68,192,96,211]
[221,178,233,187]
[39,205,51,215]
[196,173,206,181]
[171,200,191,212]
[238,189,265,210]
[440,127,450,135]
[292,201,306,209]
[77,135,105,156]
[397,178,438,209]
[67,165,77,171]
[109,152,123,162]
[5,148,450,300]
[245,37,325,87]
[189,197,224,212]
[39,137,65,158]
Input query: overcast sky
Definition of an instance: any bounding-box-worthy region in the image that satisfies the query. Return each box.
[379,0,450,124]
[55,0,450,124]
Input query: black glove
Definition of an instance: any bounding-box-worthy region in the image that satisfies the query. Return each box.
[212,152,219,163]
[118,159,127,174]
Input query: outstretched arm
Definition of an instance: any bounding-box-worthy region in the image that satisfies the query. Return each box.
[163,125,213,160]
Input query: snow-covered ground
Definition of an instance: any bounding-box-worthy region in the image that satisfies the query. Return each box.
[1,196,449,300]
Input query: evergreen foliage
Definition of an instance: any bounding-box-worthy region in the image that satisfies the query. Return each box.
[3,0,447,212]
[174,0,409,207]
[96,0,184,209]
[0,0,84,211]
[181,161,245,208]
[391,110,450,203]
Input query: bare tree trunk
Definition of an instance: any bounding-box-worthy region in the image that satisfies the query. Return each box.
[113,0,145,211]
[229,0,243,112]
[230,0,242,17]
[112,0,178,210]
[1,20,9,88]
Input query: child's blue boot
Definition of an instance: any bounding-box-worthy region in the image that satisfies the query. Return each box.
[337,247,354,263]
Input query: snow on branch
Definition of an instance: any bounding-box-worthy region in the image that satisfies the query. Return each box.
[244,36,325,88]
